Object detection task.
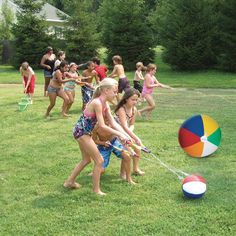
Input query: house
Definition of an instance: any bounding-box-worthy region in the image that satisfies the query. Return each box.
[0,0,69,37]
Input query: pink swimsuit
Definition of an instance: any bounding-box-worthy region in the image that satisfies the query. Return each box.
[142,75,155,96]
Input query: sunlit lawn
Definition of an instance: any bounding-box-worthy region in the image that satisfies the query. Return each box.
[0,82,235,235]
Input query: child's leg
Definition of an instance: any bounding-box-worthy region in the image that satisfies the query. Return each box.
[58,89,70,116]
[44,77,51,96]
[80,137,105,195]
[121,152,136,184]
[45,92,57,116]
[64,90,75,113]
[138,94,155,117]
[65,136,105,195]
[132,149,145,176]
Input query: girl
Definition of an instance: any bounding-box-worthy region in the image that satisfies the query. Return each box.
[114,88,145,176]
[54,51,66,70]
[138,63,173,120]
[63,62,80,114]
[45,61,76,117]
[20,62,36,104]
[40,46,56,96]
[64,78,130,195]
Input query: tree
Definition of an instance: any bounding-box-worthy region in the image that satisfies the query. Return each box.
[0,0,14,41]
[0,0,15,64]
[217,0,236,72]
[12,0,50,68]
[155,0,217,70]
[99,0,155,70]
[64,0,100,64]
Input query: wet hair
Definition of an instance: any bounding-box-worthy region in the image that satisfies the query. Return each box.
[46,46,53,53]
[21,61,29,70]
[91,57,100,65]
[114,88,140,113]
[146,63,157,72]
[112,55,122,64]
[92,78,118,99]
[87,61,94,67]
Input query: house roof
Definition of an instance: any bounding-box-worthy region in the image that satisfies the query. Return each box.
[0,0,68,23]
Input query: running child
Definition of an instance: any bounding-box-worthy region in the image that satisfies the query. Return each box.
[114,88,145,176]
[20,62,36,104]
[91,57,109,81]
[133,62,145,93]
[108,55,130,101]
[64,78,131,195]
[138,63,173,120]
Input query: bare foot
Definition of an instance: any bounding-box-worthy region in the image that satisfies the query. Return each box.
[133,170,145,176]
[63,181,81,189]
[87,172,93,176]
[62,113,71,118]
[94,190,107,196]
[120,173,126,180]
[127,179,137,185]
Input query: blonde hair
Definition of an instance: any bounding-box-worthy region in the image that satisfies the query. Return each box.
[136,62,143,69]
[146,63,157,72]
[92,78,118,99]
[21,62,29,70]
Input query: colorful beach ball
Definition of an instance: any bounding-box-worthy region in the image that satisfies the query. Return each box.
[178,114,221,158]
[182,175,207,199]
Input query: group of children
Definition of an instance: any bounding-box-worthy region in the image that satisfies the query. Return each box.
[20,47,173,195]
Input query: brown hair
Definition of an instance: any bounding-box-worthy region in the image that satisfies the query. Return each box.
[112,55,122,64]
[146,63,157,72]
[115,88,140,113]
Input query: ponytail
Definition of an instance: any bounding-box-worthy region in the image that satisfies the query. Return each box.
[92,78,118,99]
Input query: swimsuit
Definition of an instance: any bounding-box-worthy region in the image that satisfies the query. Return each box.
[73,98,108,140]
[118,77,130,93]
[142,75,155,96]
[81,85,94,104]
[64,81,76,92]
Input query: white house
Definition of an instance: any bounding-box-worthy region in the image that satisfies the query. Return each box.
[0,0,69,37]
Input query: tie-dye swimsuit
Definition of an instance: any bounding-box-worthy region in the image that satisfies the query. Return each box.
[73,98,108,139]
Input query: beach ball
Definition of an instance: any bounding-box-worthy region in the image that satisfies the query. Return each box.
[182,175,206,199]
[178,114,221,158]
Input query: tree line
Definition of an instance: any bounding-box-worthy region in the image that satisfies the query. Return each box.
[0,0,235,72]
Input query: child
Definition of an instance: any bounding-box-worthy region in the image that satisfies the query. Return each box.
[133,62,145,93]
[114,88,145,176]
[45,61,76,117]
[81,61,100,111]
[92,121,136,185]
[138,63,173,120]
[63,62,80,114]
[64,78,131,195]
[54,51,66,70]
[91,57,109,81]
[20,62,36,104]
[108,55,130,100]
[40,46,56,96]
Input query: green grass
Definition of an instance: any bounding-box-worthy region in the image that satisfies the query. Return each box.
[0,83,236,235]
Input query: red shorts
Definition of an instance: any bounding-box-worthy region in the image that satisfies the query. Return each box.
[24,75,36,93]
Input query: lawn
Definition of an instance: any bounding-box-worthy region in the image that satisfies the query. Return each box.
[0,82,235,235]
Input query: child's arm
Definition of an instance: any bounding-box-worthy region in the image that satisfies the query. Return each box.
[108,65,118,78]
[94,102,130,142]
[56,70,76,83]
[92,70,100,84]
[40,55,50,70]
[157,81,173,89]
[116,107,141,145]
